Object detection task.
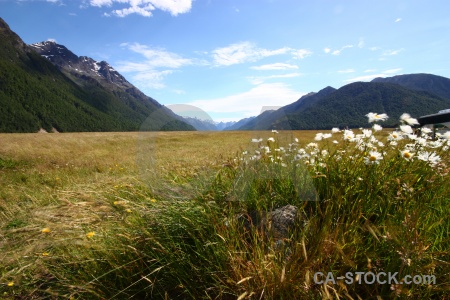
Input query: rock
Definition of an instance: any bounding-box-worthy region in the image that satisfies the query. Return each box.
[238,204,303,240]
[266,205,298,239]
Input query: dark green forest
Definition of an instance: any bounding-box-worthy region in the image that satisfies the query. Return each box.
[0,18,194,133]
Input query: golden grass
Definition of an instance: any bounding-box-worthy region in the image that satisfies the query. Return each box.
[0,131,318,283]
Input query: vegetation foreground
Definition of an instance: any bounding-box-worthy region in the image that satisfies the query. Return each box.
[0,114,449,299]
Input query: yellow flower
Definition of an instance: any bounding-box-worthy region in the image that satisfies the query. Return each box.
[86,231,95,238]
[7,281,14,287]
[125,209,132,213]
[151,199,157,203]
[41,227,51,233]
[42,252,50,256]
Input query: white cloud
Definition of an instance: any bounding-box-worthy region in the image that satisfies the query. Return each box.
[383,49,404,56]
[364,69,377,73]
[212,42,290,66]
[331,44,354,55]
[358,38,364,48]
[116,42,195,89]
[131,70,174,89]
[337,69,355,74]
[251,63,298,71]
[121,43,193,69]
[292,49,312,59]
[212,43,311,66]
[323,47,331,54]
[395,18,402,22]
[90,0,113,6]
[89,0,192,17]
[247,73,302,85]
[187,83,304,116]
[343,68,402,83]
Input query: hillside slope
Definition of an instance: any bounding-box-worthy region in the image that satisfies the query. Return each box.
[0,18,194,132]
[238,80,450,130]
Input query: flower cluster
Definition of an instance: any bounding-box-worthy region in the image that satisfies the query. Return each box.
[240,112,449,172]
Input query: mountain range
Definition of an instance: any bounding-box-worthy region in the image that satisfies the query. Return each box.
[0,17,194,133]
[1,17,450,133]
[233,75,450,130]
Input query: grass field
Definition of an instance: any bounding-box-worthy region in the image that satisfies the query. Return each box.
[0,124,449,299]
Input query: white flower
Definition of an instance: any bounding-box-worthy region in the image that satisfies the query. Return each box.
[389,131,403,140]
[267,137,275,142]
[400,149,414,160]
[421,127,432,134]
[331,127,340,133]
[294,138,299,143]
[373,124,383,131]
[417,151,441,166]
[362,129,372,138]
[306,142,318,148]
[272,129,279,133]
[428,140,443,148]
[400,125,413,134]
[343,129,355,141]
[400,113,419,125]
[314,133,324,141]
[442,131,450,140]
[364,151,383,165]
[251,138,263,143]
[366,112,389,123]
[333,140,339,144]
[416,137,427,146]
[323,133,332,139]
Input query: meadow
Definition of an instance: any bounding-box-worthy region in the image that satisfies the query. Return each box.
[0,115,449,299]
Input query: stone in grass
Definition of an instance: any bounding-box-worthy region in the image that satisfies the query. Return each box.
[237,205,304,261]
[238,205,304,240]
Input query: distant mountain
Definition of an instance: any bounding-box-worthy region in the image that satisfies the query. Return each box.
[0,17,194,132]
[237,79,450,130]
[372,73,450,100]
[215,121,236,131]
[238,86,337,130]
[182,117,217,131]
[223,116,256,130]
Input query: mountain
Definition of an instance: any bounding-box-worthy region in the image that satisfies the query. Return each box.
[0,17,194,132]
[215,121,236,131]
[182,117,217,131]
[238,86,337,130]
[372,73,450,101]
[237,79,450,130]
[223,116,256,130]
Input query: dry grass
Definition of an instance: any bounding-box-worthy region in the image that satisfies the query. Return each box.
[3,128,445,299]
[0,130,317,297]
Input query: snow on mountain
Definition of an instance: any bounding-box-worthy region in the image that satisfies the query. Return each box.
[29,41,132,89]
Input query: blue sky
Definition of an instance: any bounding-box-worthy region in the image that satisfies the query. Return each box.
[2,0,449,122]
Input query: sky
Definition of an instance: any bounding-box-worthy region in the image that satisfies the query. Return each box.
[1,0,450,122]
